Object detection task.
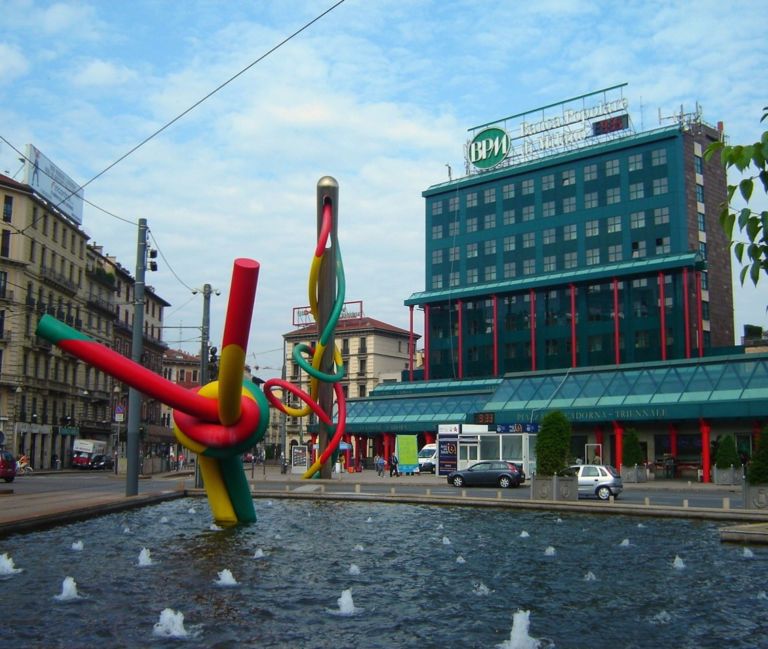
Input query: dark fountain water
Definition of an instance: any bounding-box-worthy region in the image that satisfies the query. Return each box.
[0,497,766,648]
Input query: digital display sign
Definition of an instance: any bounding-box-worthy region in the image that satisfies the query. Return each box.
[473,412,495,425]
[592,114,629,136]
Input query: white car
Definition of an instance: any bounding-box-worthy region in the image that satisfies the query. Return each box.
[560,464,623,500]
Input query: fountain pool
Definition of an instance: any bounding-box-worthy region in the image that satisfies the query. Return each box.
[0,497,766,648]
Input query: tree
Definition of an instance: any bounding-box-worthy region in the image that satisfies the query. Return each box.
[714,435,740,470]
[748,426,768,485]
[621,428,644,467]
[704,107,768,286]
[535,410,571,476]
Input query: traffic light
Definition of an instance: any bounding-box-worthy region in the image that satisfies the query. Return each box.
[209,346,218,380]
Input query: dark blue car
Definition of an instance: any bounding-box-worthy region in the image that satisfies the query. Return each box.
[447,461,523,488]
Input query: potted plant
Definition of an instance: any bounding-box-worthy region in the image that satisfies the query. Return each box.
[621,428,647,483]
[745,425,768,510]
[531,410,577,501]
[713,435,741,485]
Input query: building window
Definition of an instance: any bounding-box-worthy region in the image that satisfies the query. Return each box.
[654,206,669,227]
[543,255,556,272]
[484,213,496,230]
[522,232,535,248]
[358,385,366,397]
[585,220,599,237]
[584,164,597,181]
[484,240,496,255]
[628,154,643,171]
[432,274,443,289]
[629,182,644,200]
[635,331,650,349]
[630,211,646,229]
[542,174,555,191]
[542,201,555,217]
[449,271,460,287]
[564,251,577,269]
[503,236,516,252]
[694,155,703,174]
[589,335,603,352]
[522,179,534,195]
[543,228,556,245]
[466,217,478,233]
[701,271,709,290]
[0,230,10,257]
[523,259,536,275]
[584,191,598,209]
[448,220,459,237]
[431,249,443,264]
[431,224,443,240]
[652,148,667,166]
[563,224,577,241]
[503,262,516,278]
[653,178,669,195]
[449,246,460,262]
[502,183,515,199]
[697,212,706,232]
[605,159,619,176]
[656,236,671,254]
[695,183,704,202]
[484,188,496,204]
[632,240,647,258]
[561,169,575,186]
[484,265,497,281]
[467,242,478,258]
[586,248,600,265]
[431,201,443,216]
[522,205,535,221]
[449,196,459,212]
[2,196,12,223]
[606,187,621,204]
[466,192,478,207]
[608,244,622,262]
[562,196,576,213]
[699,242,708,258]
[467,268,478,284]
[503,209,516,225]
[607,215,622,233]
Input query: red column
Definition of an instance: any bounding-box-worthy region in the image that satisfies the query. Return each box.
[658,272,667,360]
[424,305,430,380]
[409,305,415,381]
[492,294,499,377]
[529,289,537,371]
[383,434,391,463]
[570,284,577,368]
[683,268,691,358]
[669,423,678,458]
[754,421,763,453]
[695,271,704,357]
[613,421,624,469]
[457,299,464,379]
[613,278,620,364]
[700,419,711,483]
[424,432,435,444]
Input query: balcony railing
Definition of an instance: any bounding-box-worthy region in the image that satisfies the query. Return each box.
[40,265,78,295]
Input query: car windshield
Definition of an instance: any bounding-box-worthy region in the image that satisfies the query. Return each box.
[418,449,434,458]
[604,466,620,477]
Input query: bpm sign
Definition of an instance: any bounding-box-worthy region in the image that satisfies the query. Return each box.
[467,127,511,170]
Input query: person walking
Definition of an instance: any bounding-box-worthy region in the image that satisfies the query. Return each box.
[374,454,384,476]
[389,452,400,477]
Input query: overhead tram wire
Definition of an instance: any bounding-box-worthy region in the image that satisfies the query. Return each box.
[13,0,348,235]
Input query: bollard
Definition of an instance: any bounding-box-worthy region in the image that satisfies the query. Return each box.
[320,484,325,493]
[462,489,467,498]
[722,497,730,510]
[609,495,614,503]
[285,485,290,492]
[683,499,689,508]
[644,497,650,506]
[426,488,431,496]
[354,484,360,493]
[390,487,396,496]
[496,490,502,500]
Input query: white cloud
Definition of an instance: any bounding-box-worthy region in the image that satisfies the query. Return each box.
[73,59,138,87]
[0,43,29,84]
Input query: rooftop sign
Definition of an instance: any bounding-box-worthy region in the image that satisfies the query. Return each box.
[23,144,84,225]
[465,84,631,172]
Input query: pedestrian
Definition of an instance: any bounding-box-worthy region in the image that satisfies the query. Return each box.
[389,452,400,477]
[374,454,383,476]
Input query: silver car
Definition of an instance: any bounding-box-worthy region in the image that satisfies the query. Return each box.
[561,464,623,500]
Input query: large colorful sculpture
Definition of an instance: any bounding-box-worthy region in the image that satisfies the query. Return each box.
[35,177,347,525]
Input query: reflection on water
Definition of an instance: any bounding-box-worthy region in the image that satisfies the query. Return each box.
[0,497,766,647]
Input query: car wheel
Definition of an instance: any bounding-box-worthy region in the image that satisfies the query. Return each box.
[452,475,464,488]
[4,476,13,482]
[498,475,512,489]
[596,486,612,500]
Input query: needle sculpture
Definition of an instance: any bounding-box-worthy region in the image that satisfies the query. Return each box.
[35,177,347,525]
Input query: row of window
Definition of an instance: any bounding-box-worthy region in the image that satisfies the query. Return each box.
[430,147,669,215]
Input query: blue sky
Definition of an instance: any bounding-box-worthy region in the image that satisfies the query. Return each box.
[1,0,766,374]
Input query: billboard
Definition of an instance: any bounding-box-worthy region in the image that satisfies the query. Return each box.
[23,144,84,225]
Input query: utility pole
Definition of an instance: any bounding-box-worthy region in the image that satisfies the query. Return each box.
[194,283,215,488]
[126,218,147,496]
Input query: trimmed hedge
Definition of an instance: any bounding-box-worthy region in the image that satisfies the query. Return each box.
[748,426,768,485]
[622,428,644,467]
[535,411,572,476]
[714,435,740,470]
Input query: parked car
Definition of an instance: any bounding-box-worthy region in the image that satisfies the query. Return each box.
[0,450,16,482]
[418,444,437,474]
[89,454,114,470]
[71,451,91,469]
[559,464,623,500]
[447,461,523,489]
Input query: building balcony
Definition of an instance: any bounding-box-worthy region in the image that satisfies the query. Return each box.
[0,289,14,303]
[40,265,78,295]
[87,294,116,316]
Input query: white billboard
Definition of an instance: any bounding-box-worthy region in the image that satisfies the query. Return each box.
[23,144,84,225]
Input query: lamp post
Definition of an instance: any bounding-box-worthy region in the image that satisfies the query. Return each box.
[113,384,123,475]
[12,385,22,457]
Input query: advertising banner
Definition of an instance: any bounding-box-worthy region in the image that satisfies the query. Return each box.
[291,445,308,474]
[396,434,418,474]
[23,144,84,225]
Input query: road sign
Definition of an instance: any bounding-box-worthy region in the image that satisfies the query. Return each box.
[115,405,125,422]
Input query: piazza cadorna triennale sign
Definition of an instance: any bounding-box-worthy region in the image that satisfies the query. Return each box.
[465,83,631,172]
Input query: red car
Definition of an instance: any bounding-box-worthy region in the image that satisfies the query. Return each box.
[0,450,16,482]
[71,451,92,469]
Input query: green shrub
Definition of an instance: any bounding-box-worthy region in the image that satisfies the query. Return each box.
[748,426,768,485]
[714,435,740,470]
[622,428,644,467]
[535,410,571,476]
